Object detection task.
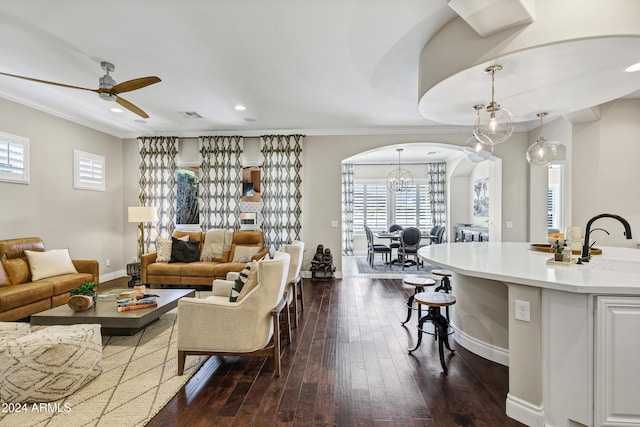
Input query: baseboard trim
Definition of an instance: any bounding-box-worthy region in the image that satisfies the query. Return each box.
[100,269,127,284]
[506,393,544,427]
[452,323,509,366]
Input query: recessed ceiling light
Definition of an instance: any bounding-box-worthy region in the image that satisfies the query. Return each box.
[234,105,247,111]
[134,119,147,124]
[244,117,256,122]
[110,107,123,113]
[625,62,640,72]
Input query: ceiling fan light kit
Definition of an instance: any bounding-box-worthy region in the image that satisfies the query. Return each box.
[0,61,160,119]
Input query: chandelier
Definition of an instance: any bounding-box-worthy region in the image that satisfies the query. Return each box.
[464,104,494,163]
[526,112,558,166]
[387,148,414,192]
[474,65,514,145]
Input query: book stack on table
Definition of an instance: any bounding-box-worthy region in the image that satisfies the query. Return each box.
[117,294,159,312]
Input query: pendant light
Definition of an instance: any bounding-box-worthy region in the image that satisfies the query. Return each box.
[464,104,494,163]
[474,65,514,145]
[526,112,557,166]
[387,148,413,192]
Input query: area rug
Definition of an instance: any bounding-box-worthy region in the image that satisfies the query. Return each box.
[0,307,208,427]
[356,256,434,275]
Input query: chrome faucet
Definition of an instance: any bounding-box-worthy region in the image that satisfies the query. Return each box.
[580,213,633,262]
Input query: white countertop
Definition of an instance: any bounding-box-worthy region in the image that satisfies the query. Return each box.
[418,242,640,294]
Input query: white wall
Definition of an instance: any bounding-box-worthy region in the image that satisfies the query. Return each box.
[573,99,640,248]
[0,97,124,282]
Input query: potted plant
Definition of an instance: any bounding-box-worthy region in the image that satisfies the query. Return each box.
[68,281,98,311]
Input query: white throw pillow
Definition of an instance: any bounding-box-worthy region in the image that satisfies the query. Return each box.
[24,249,78,281]
[232,245,260,263]
[156,235,189,262]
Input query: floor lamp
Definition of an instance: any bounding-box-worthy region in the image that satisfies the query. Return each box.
[128,206,158,259]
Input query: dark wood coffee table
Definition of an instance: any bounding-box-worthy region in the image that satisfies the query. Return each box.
[31,288,195,335]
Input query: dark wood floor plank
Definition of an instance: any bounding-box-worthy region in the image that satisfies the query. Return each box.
[143,276,524,427]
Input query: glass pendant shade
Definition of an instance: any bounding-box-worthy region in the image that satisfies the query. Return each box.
[474,106,514,145]
[463,135,493,163]
[387,148,413,192]
[473,65,514,145]
[526,137,557,166]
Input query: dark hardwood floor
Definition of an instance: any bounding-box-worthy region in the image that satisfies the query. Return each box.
[132,276,524,427]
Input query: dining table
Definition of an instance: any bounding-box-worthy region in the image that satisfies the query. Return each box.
[374,230,437,266]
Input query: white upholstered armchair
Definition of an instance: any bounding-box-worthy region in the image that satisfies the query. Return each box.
[177,251,290,376]
[283,240,305,329]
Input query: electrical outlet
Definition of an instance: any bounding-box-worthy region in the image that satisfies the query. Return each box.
[106,259,111,267]
[515,299,530,322]
[506,220,514,229]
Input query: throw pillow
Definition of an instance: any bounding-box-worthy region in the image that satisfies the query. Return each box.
[24,249,78,281]
[169,237,200,263]
[230,261,252,302]
[232,245,261,263]
[229,260,259,302]
[238,260,259,300]
[156,235,188,262]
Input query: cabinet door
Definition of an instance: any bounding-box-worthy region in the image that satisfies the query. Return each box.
[595,296,640,426]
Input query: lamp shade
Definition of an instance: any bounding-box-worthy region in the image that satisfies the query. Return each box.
[128,206,158,223]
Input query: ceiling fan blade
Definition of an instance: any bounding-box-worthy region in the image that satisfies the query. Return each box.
[111,76,161,94]
[116,96,149,119]
[0,71,97,92]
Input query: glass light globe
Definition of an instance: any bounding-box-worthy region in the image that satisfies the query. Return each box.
[463,135,493,163]
[526,138,557,166]
[474,106,514,145]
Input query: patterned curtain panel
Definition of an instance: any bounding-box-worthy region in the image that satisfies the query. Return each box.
[260,134,303,250]
[138,136,179,254]
[199,136,243,231]
[427,162,447,227]
[341,163,355,255]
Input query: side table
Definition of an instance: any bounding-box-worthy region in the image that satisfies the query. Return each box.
[127,262,141,287]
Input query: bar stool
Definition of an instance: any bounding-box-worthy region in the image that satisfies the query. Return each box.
[408,292,457,373]
[433,269,453,320]
[400,275,436,325]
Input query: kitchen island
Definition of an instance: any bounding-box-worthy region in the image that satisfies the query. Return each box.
[418,242,640,427]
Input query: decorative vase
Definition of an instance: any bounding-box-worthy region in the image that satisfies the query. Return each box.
[554,253,564,262]
[67,294,94,312]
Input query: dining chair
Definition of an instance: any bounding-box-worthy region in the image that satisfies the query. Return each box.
[398,227,422,270]
[364,225,391,267]
[433,225,446,244]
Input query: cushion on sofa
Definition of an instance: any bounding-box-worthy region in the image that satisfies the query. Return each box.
[170,237,200,263]
[0,282,53,312]
[2,258,31,285]
[24,249,78,281]
[232,245,261,262]
[157,235,189,263]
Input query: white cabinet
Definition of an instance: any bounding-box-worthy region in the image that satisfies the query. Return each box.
[595,296,640,427]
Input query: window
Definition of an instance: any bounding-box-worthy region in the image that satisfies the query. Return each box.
[354,179,431,233]
[0,131,29,184]
[548,164,563,230]
[73,150,105,191]
[176,166,200,225]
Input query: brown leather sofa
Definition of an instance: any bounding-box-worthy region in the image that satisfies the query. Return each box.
[141,230,269,287]
[0,237,99,321]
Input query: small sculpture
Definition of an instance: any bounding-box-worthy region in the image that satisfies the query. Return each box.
[310,244,324,271]
[311,244,335,280]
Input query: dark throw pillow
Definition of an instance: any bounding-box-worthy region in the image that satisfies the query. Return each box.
[230,262,252,302]
[169,237,200,263]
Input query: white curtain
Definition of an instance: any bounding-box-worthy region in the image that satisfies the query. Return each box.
[199,136,244,230]
[342,163,354,255]
[260,134,303,250]
[427,162,446,227]
[138,136,179,253]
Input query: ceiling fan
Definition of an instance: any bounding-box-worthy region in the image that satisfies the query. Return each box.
[0,61,160,119]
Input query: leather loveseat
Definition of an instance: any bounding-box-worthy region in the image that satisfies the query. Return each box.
[0,237,99,322]
[140,230,269,287]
